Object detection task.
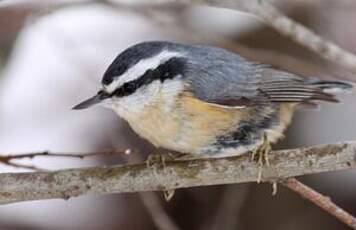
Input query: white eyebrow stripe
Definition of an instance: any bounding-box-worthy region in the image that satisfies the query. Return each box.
[104,50,185,93]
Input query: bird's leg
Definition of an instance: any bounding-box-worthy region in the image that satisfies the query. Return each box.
[145,153,177,201]
[261,134,271,167]
[251,133,271,183]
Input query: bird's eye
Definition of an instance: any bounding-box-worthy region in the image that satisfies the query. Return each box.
[123,82,136,94]
[163,71,170,78]
[112,81,139,97]
[113,88,124,97]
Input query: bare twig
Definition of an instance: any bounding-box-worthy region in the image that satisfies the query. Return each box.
[2,161,44,171]
[0,149,131,169]
[107,0,356,75]
[0,141,355,205]
[1,149,130,159]
[4,0,356,78]
[2,0,356,74]
[241,1,356,74]
[134,4,334,81]
[283,178,356,230]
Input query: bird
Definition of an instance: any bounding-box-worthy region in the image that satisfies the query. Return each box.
[73,41,352,168]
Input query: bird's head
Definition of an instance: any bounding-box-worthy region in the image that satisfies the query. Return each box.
[73,41,188,118]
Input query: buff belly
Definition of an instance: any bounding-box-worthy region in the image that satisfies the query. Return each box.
[126,93,296,156]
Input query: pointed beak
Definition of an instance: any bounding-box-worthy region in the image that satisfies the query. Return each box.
[72,90,110,110]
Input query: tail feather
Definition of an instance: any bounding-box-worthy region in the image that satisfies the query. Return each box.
[307,79,354,94]
[258,75,353,105]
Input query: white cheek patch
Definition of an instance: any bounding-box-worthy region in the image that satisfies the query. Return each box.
[109,80,161,117]
[104,50,184,93]
[106,77,184,119]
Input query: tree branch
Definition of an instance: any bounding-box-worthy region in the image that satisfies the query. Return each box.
[109,0,356,75]
[0,141,355,205]
[283,178,356,229]
[240,1,356,74]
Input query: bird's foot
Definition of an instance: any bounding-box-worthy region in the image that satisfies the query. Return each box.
[145,153,176,168]
[145,153,177,202]
[163,189,175,202]
[251,133,271,183]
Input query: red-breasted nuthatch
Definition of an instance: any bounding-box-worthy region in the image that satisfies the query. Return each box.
[73,41,352,159]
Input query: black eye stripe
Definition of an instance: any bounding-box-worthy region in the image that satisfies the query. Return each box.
[112,57,186,97]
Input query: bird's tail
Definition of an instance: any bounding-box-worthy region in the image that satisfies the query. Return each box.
[298,79,354,108]
[307,79,354,94]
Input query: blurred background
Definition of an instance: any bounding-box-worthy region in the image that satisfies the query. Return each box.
[0,0,355,229]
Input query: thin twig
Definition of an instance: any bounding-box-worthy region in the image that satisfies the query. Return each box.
[0,141,355,205]
[1,149,130,159]
[137,5,340,81]
[0,149,131,169]
[107,0,356,75]
[283,178,356,230]
[5,0,355,80]
[241,1,356,74]
[2,161,44,171]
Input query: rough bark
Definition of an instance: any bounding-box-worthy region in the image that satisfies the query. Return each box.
[0,141,355,205]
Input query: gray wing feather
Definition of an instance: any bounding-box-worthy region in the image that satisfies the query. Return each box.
[183,45,337,106]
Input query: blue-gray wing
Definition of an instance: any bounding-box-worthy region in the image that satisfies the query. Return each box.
[183,45,337,107]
